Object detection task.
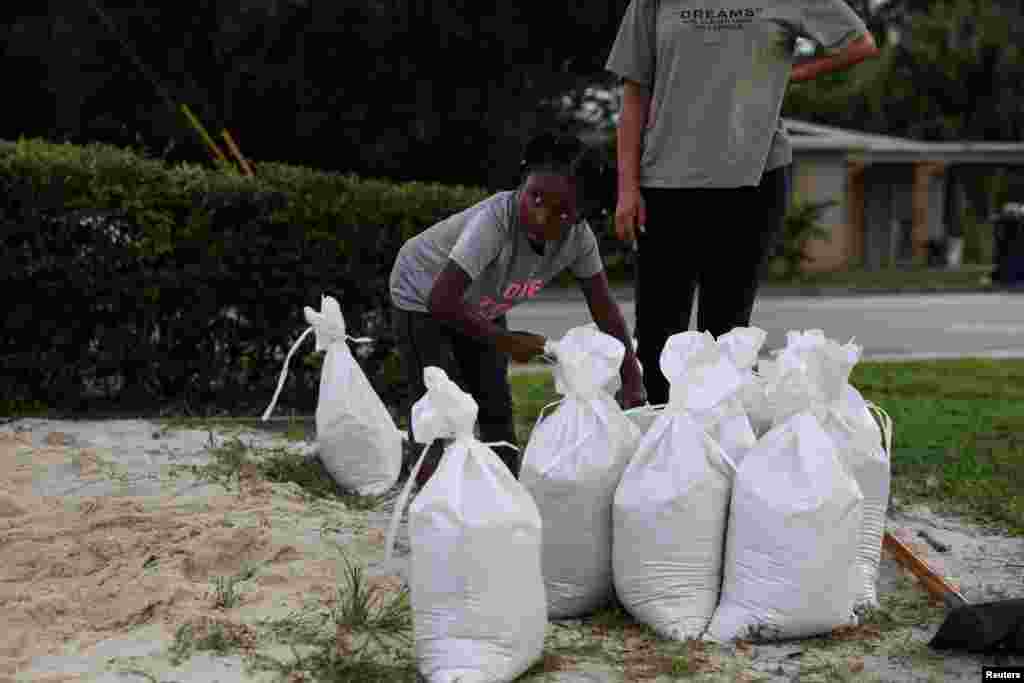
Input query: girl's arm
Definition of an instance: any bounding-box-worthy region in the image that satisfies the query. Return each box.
[578,270,646,407]
[427,260,547,363]
[790,33,879,83]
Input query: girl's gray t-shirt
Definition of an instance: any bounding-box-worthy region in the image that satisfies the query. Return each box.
[606,0,869,188]
[389,191,604,320]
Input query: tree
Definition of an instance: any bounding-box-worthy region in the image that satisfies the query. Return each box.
[3,2,638,189]
[783,0,1024,143]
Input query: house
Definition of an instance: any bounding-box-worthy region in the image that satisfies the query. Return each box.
[581,118,1024,272]
[784,118,1024,272]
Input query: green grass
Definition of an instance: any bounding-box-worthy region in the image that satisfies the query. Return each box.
[511,371,566,442]
[849,359,1024,534]
[513,358,1024,536]
[762,264,994,291]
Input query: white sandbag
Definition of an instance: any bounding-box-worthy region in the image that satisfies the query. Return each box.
[766,335,892,609]
[717,327,772,437]
[385,367,546,683]
[825,390,892,609]
[520,326,641,619]
[613,406,735,641]
[706,410,863,643]
[772,329,852,405]
[262,294,401,495]
[661,332,756,468]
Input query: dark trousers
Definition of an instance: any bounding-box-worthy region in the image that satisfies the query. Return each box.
[636,164,791,406]
[391,307,520,477]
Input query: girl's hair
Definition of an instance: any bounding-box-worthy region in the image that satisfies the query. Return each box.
[520,131,588,178]
[519,131,614,220]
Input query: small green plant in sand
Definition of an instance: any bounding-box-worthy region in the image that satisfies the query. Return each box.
[166,555,418,680]
[249,555,417,682]
[164,429,389,510]
[209,561,262,610]
[210,574,242,609]
[168,618,259,666]
[331,557,413,647]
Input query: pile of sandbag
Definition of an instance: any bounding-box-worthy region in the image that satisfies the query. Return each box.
[608,327,893,645]
[283,314,894,677]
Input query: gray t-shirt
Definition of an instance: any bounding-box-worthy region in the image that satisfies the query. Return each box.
[390,191,604,320]
[606,0,868,188]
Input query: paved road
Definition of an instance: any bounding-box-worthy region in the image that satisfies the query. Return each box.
[507,290,1024,362]
[74,291,1024,397]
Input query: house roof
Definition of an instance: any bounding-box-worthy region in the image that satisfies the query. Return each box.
[783,118,1024,165]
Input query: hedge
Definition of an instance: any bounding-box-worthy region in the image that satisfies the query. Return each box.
[1,137,489,419]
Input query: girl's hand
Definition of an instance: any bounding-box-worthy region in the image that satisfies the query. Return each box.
[615,189,646,246]
[616,375,647,410]
[497,330,548,364]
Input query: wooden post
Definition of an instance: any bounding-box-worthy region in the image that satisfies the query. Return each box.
[912,161,946,265]
[221,129,255,178]
[847,158,868,267]
[912,162,929,265]
[180,103,229,165]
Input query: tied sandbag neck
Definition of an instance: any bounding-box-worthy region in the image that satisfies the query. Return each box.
[780,394,892,460]
[383,434,520,564]
[260,316,372,422]
[531,345,629,453]
[865,401,894,458]
[662,332,747,415]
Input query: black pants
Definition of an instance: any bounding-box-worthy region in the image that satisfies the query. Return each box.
[391,307,520,477]
[636,164,791,406]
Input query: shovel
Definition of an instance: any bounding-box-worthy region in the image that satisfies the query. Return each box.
[882,531,1024,654]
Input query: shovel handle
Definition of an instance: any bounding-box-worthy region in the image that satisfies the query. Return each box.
[882,532,969,609]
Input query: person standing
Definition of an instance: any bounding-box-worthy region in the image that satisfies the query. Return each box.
[606,0,880,405]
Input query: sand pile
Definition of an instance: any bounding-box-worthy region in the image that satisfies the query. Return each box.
[0,430,401,682]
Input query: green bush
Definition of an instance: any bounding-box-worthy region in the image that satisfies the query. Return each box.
[960,207,994,266]
[1,137,489,417]
[770,197,837,280]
